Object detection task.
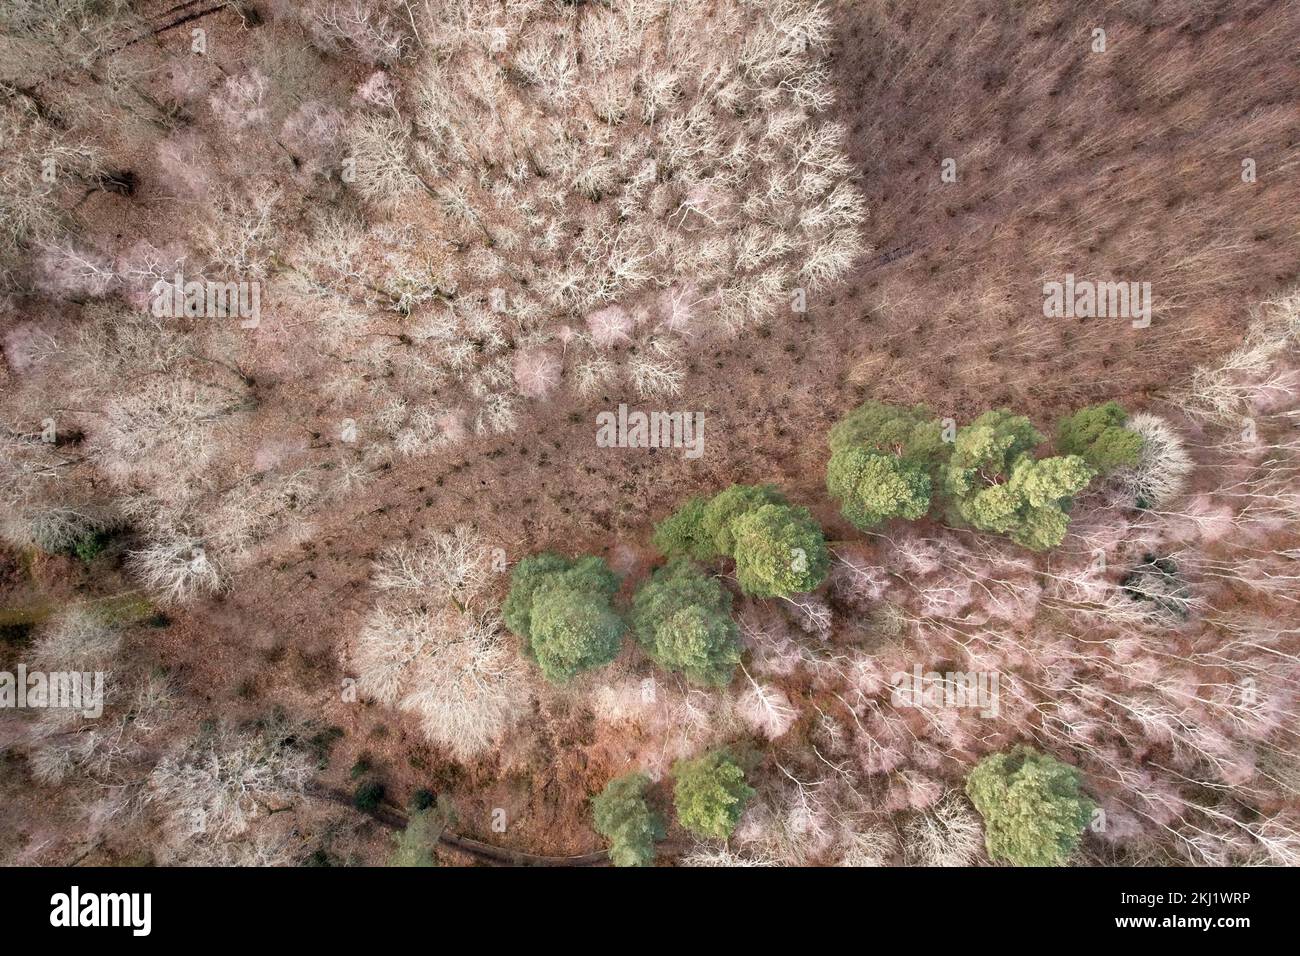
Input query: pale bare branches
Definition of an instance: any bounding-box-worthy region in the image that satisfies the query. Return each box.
[371,524,497,606]
[129,531,228,606]
[146,727,313,842]
[900,790,983,866]
[1114,412,1195,508]
[353,526,527,762]
[318,0,866,420]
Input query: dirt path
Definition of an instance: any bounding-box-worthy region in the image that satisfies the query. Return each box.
[315,788,611,866]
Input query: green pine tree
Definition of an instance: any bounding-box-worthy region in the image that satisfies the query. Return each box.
[965,746,1095,866]
[828,399,948,465]
[730,502,830,597]
[1056,401,1144,475]
[591,772,666,867]
[940,410,1094,550]
[653,485,829,597]
[672,750,755,840]
[389,808,445,867]
[503,553,625,682]
[630,559,740,686]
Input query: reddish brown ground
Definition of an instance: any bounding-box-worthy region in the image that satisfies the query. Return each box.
[3,0,1298,861]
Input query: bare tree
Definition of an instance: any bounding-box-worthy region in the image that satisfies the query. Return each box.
[353,527,527,761]
[128,531,227,606]
[901,791,983,867]
[146,728,314,841]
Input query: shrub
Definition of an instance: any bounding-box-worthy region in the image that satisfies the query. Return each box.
[1056,401,1144,475]
[389,807,445,867]
[653,485,829,597]
[591,772,666,867]
[354,781,385,812]
[503,553,625,682]
[965,746,1095,866]
[630,559,740,687]
[673,750,755,840]
[940,411,1094,550]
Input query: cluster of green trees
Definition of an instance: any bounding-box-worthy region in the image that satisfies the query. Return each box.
[504,483,832,685]
[504,552,743,686]
[505,403,1140,685]
[652,484,830,596]
[827,400,1144,550]
[591,750,754,866]
[590,744,1095,867]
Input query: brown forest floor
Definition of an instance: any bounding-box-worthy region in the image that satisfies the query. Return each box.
[4,0,1299,861]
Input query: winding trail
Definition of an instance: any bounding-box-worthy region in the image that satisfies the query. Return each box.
[315,788,611,866]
